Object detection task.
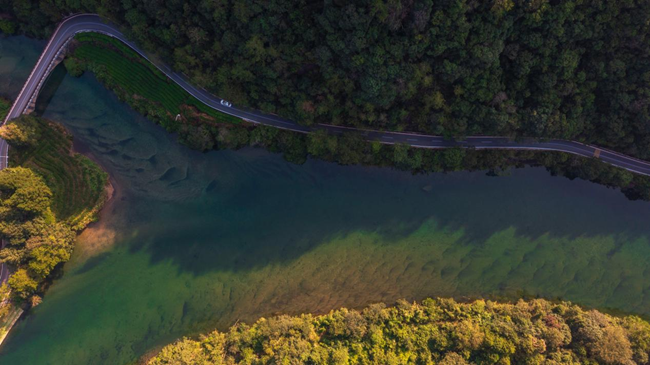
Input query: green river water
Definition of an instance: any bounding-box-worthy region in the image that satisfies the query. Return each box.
[1,35,650,364]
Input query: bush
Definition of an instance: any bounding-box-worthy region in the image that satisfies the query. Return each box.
[7,269,38,300]
[63,58,84,77]
[0,115,41,148]
[0,19,16,35]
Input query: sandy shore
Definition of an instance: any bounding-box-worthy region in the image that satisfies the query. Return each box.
[68,138,123,264]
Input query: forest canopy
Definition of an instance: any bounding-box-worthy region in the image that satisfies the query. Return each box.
[149,297,650,365]
[1,0,650,158]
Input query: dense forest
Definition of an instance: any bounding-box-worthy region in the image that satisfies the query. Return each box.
[149,297,650,364]
[1,0,650,159]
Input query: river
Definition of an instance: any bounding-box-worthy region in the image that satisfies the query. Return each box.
[1,34,650,364]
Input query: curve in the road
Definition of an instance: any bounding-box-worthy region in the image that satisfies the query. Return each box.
[5,13,650,182]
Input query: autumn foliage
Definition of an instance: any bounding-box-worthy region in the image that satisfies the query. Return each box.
[150,298,650,365]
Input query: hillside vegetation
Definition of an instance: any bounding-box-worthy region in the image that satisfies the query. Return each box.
[0,115,108,302]
[2,1,650,159]
[67,32,241,132]
[8,115,108,229]
[149,297,650,365]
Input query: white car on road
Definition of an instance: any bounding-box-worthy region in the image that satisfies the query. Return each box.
[220,100,232,107]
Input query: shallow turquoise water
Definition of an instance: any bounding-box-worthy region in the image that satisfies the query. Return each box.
[1,35,650,364]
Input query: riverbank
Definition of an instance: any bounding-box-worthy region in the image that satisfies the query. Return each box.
[5,2,650,163]
[66,144,119,264]
[149,297,650,364]
[0,114,110,344]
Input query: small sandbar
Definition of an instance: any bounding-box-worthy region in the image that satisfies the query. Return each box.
[67,178,119,265]
[66,139,122,265]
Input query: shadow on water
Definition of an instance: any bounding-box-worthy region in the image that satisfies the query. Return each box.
[0,35,44,100]
[128,156,650,278]
[73,251,112,275]
[33,63,67,115]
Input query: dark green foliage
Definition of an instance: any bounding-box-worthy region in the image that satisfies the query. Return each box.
[3,1,650,159]
[216,126,250,150]
[441,148,466,170]
[150,298,650,365]
[3,1,649,201]
[62,57,83,77]
[178,124,215,152]
[0,97,10,121]
[0,19,17,35]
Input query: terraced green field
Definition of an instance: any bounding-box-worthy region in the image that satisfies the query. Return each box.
[10,117,107,228]
[71,33,240,125]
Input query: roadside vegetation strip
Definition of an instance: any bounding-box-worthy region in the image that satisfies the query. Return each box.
[70,33,241,126]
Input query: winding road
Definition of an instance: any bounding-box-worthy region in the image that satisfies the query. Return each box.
[5,14,650,177]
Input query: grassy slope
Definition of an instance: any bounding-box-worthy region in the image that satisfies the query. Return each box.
[71,33,241,126]
[10,118,108,229]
